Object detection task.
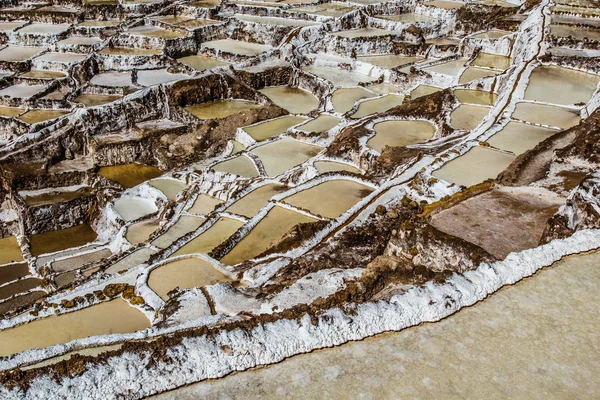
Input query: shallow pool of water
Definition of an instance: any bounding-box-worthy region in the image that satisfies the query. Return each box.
[0,106,24,118]
[472,29,512,39]
[0,46,45,62]
[472,52,510,70]
[351,94,404,118]
[377,13,437,23]
[137,69,191,87]
[114,198,158,222]
[358,54,422,69]
[314,161,360,174]
[212,155,259,178]
[409,85,441,99]
[244,115,308,141]
[303,66,378,87]
[98,164,163,188]
[0,263,28,286]
[424,59,467,76]
[149,178,187,201]
[332,88,374,114]
[524,65,600,106]
[221,206,318,265]
[185,100,262,120]
[188,194,224,215]
[128,25,187,39]
[30,224,97,257]
[0,236,23,265]
[202,39,272,56]
[0,299,150,357]
[152,216,206,249]
[18,110,69,125]
[90,71,132,87]
[296,114,340,133]
[336,28,398,38]
[368,120,436,152]
[105,248,157,274]
[75,93,122,107]
[459,67,497,84]
[251,138,323,176]
[450,104,490,131]
[177,55,229,71]
[511,102,580,129]
[126,219,161,245]
[226,184,287,217]
[0,84,46,100]
[487,121,557,155]
[172,217,244,257]
[0,278,42,302]
[259,86,319,114]
[454,89,497,105]
[234,14,318,27]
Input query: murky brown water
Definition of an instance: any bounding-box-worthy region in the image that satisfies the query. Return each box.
[30,224,97,257]
[0,263,29,286]
[0,299,150,357]
[0,106,24,118]
[0,236,23,265]
[98,163,163,189]
[185,100,262,120]
[368,120,436,152]
[22,187,91,207]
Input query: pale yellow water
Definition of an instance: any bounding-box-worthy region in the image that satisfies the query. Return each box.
[314,161,360,174]
[188,194,223,215]
[351,94,404,118]
[0,106,24,118]
[20,70,66,79]
[226,184,287,217]
[230,140,246,155]
[487,121,557,155]
[409,85,441,99]
[331,88,373,114]
[0,46,45,61]
[221,206,318,265]
[244,116,308,141]
[30,224,97,257]
[511,102,581,129]
[185,100,262,120]
[18,110,69,125]
[433,146,516,187]
[377,13,437,23]
[171,217,244,257]
[126,219,161,245]
[148,257,233,300]
[105,248,157,274]
[424,59,466,76]
[0,236,23,265]
[454,89,497,105]
[259,87,319,114]
[368,120,436,152]
[152,216,206,249]
[450,104,490,130]
[0,299,150,357]
[98,164,163,188]
[472,29,512,39]
[149,179,187,201]
[367,83,402,95]
[22,344,123,371]
[550,24,600,40]
[202,39,272,57]
[296,114,340,133]
[472,52,510,70]
[177,55,229,71]
[283,180,373,218]
[75,93,122,107]
[212,155,259,178]
[99,47,161,56]
[251,138,323,177]
[524,65,600,105]
[459,67,497,84]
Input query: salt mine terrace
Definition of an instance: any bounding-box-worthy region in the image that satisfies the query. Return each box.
[0,0,598,398]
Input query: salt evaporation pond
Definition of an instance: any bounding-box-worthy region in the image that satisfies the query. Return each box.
[487,121,557,155]
[0,263,28,286]
[220,206,318,265]
[137,69,191,86]
[357,54,422,69]
[259,86,319,114]
[114,198,158,221]
[226,184,287,217]
[233,14,318,27]
[19,110,69,124]
[410,85,441,99]
[0,236,23,265]
[376,13,437,22]
[212,155,259,178]
[126,219,161,245]
[99,47,162,56]
[0,21,27,31]
[454,89,497,105]
[424,59,467,77]
[450,104,491,130]
[472,52,510,70]
[188,194,223,215]
[148,257,233,301]
[0,84,46,99]
[75,93,122,107]
[177,55,229,71]
[244,115,308,141]
[303,66,378,87]
[58,37,102,46]
[335,28,400,38]
[98,164,163,188]
[288,3,355,17]
[78,20,121,27]
[152,215,206,249]
[0,106,24,118]
[251,138,323,176]
[472,29,512,39]
[34,52,86,63]
[524,65,600,105]
[17,23,70,35]
[550,25,600,41]
[148,178,187,201]
[21,70,66,79]
[284,180,373,218]
[128,25,187,39]
[332,88,374,113]
[0,45,46,61]
[30,224,97,257]
[105,248,157,274]
[314,160,360,174]
[433,146,516,187]
[459,67,497,84]
[368,120,436,152]
[171,217,244,257]
[185,100,261,120]
[202,39,272,57]
[296,114,340,133]
[511,102,581,129]
[0,299,150,357]
[90,71,132,87]
[351,95,404,118]
[22,187,91,207]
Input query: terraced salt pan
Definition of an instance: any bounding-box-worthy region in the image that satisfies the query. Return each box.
[138,69,191,86]
[351,94,404,118]
[105,247,157,274]
[450,104,491,131]
[177,55,229,71]
[152,215,206,249]
[148,257,233,301]
[126,219,161,245]
[335,28,400,38]
[244,117,306,143]
[128,26,187,39]
[357,54,422,69]
[34,52,86,64]
[251,138,323,176]
[472,52,510,70]
[303,66,378,87]
[376,13,438,22]
[0,21,27,32]
[314,161,360,174]
[332,88,374,114]
[90,71,132,87]
[212,155,259,178]
[19,109,70,124]
[17,23,70,35]
[433,146,516,187]
[114,198,158,221]
[58,37,102,46]
[454,89,498,105]
[424,58,469,77]
[21,186,91,207]
[75,93,122,107]
[472,29,512,39]
[284,180,374,218]
[171,217,244,257]
[0,263,28,289]
[0,299,150,357]
[367,83,401,95]
[550,25,600,40]
[78,20,122,28]
[220,206,319,265]
[288,3,355,17]
[202,39,272,56]
[226,184,287,217]
[524,65,600,106]
[368,120,436,152]
[185,100,261,120]
[459,67,498,84]
[233,14,318,27]
[98,164,162,188]
[0,236,23,265]
[51,248,113,273]
[20,70,66,79]
[0,278,42,302]
[410,85,441,99]
[512,102,581,129]
[296,114,340,133]
[30,224,97,257]
[424,0,465,8]
[188,194,223,215]
[487,121,557,155]
[259,86,319,114]
[0,84,46,99]
[0,107,24,118]
[99,47,161,56]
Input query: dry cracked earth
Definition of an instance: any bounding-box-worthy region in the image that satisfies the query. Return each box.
[0,0,598,397]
